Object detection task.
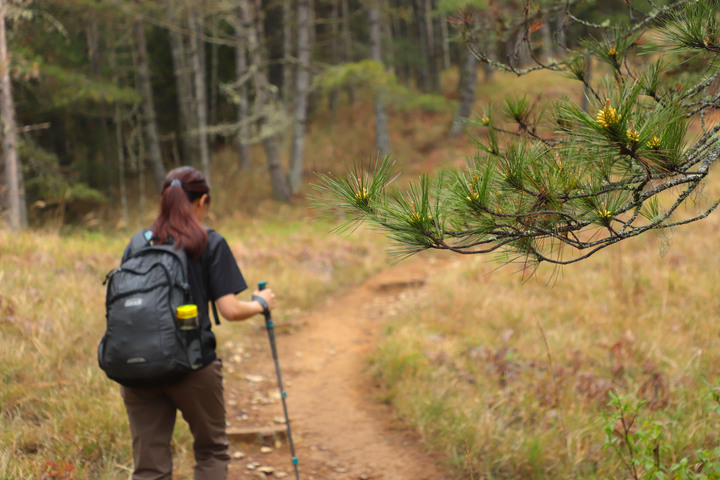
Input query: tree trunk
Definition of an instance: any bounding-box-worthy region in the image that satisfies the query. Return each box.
[328,0,340,111]
[209,18,219,137]
[308,0,316,51]
[426,0,441,92]
[541,13,555,61]
[263,136,290,202]
[282,0,293,105]
[87,20,113,198]
[253,0,266,58]
[131,8,165,192]
[240,0,291,202]
[412,0,431,92]
[167,0,199,165]
[436,1,450,70]
[288,0,312,194]
[136,121,147,225]
[187,6,211,183]
[553,11,567,52]
[341,0,355,103]
[509,27,531,68]
[369,2,390,156]
[449,42,478,138]
[481,16,496,82]
[379,0,395,76]
[389,0,407,83]
[0,0,26,230]
[235,7,251,169]
[114,103,129,227]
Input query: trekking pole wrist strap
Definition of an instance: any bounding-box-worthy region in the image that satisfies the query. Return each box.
[252,295,270,315]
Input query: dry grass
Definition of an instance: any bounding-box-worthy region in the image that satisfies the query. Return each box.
[360,66,720,479]
[0,232,132,478]
[0,214,388,478]
[371,170,720,478]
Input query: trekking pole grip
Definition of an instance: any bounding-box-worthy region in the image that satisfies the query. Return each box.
[256,281,271,325]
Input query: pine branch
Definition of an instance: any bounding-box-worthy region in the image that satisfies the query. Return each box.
[315,0,720,266]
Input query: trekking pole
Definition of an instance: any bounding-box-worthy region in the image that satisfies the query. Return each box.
[256,281,300,480]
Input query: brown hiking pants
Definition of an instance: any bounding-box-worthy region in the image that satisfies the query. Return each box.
[121,360,230,480]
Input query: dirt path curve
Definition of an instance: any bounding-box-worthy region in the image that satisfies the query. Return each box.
[225,255,453,480]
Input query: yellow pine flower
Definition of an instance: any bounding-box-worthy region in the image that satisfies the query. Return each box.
[626,128,640,143]
[408,212,432,223]
[597,202,613,220]
[466,183,480,203]
[409,201,421,223]
[596,99,622,128]
[608,45,617,57]
[355,177,369,202]
[647,136,661,149]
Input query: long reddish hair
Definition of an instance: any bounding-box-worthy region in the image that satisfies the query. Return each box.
[151,166,210,259]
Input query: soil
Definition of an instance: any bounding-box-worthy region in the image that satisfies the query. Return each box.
[224,253,454,480]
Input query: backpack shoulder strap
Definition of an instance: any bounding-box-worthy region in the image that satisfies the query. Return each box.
[127,229,153,256]
[203,226,221,326]
[211,300,220,326]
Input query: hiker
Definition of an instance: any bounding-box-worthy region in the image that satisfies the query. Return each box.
[119,165,276,480]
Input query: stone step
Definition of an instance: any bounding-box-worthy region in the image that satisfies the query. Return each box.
[227,425,287,445]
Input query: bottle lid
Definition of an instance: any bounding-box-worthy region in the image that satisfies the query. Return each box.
[176,304,198,319]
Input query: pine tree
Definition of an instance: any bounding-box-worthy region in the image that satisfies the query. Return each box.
[288,0,313,194]
[0,0,25,230]
[131,0,166,192]
[316,0,720,266]
[368,1,391,157]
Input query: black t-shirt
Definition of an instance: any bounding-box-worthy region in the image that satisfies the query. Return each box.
[188,229,247,364]
[123,228,247,366]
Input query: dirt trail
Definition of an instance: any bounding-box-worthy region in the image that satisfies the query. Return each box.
[224,255,453,480]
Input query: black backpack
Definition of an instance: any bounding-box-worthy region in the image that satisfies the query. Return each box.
[98,230,217,388]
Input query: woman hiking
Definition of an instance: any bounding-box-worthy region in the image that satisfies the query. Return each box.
[120,165,276,479]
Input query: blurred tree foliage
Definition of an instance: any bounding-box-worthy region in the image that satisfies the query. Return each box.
[1,0,654,226]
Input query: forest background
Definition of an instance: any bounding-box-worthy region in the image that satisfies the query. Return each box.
[3,0,720,479]
[1,0,642,224]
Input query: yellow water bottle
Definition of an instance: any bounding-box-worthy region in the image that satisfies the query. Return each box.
[176,304,199,330]
[176,304,202,369]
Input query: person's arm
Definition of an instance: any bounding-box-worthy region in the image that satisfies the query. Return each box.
[215,288,276,322]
